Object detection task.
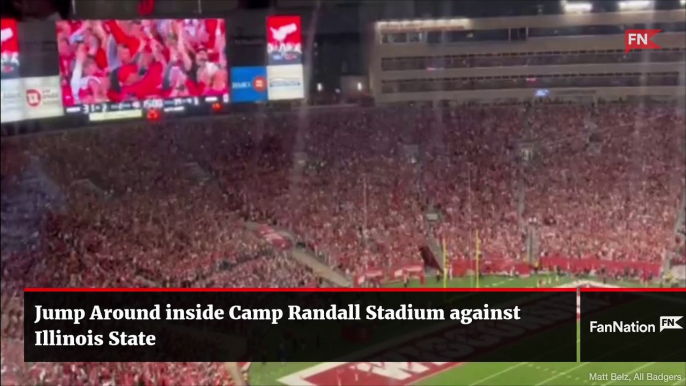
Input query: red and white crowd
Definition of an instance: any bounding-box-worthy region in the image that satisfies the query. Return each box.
[1,101,684,385]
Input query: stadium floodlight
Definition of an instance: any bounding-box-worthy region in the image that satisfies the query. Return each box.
[618,0,653,10]
[317,83,323,92]
[562,1,593,13]
[357,82,363,91]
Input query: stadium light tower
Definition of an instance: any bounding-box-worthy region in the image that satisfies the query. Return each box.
[562,1,593,13]
[618,1,654,10]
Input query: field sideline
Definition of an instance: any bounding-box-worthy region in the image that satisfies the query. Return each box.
[250,276,686,386]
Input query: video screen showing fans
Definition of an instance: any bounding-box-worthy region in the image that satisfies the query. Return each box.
[1,18,20,79]
[56,19,228,120]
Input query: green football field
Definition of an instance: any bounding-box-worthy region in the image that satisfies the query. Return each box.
[251,276,686,386]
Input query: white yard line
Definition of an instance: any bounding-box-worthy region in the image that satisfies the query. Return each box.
[470,339,581,386]
[535,363,587,384]
[280,281,577,386]
[469,362,530,386]
[278,362,347,386]
[484,277,517,288]
[535,362,591,385]
[537,332,664,386]
[409,363,466,385]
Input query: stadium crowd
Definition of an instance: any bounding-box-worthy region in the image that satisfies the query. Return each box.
[1,101,684,385]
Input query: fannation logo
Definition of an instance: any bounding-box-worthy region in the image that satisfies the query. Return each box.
[590,316,683,333]
[659,316,683,332]
[625,29,662,53]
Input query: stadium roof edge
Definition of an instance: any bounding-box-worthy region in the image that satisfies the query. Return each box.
[374,9,685,32]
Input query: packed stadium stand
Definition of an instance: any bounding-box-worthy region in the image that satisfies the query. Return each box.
[3,100,685,383]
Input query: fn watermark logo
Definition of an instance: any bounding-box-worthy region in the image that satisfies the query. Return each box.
[659,316,683,332]
[624,29,662,53]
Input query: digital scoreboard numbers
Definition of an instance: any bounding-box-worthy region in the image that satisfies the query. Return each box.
[82,101,143,122]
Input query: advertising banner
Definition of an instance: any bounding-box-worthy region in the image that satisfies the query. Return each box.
[266,15,302,66]
[1,76,64,123]
[267,64,304,101]
[230,66,268,103]
[1,78,23,122]
[23,76,64,120]
[1,18,20,79]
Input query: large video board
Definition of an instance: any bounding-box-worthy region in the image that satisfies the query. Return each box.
[266,16,304,101]
[56,19,229,121]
